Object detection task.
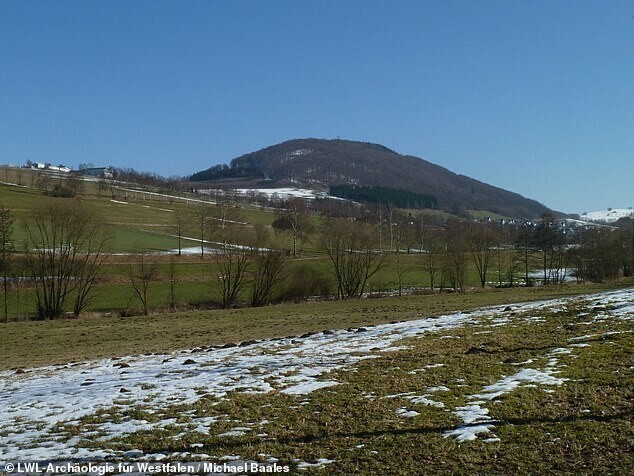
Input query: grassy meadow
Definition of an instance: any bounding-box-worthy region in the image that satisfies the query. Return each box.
[1,169,535,320]
[2,280,630,370]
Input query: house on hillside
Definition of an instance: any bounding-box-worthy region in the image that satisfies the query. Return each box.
[48,164,72,173]
[78,166,114,179]
[25,161,71,173]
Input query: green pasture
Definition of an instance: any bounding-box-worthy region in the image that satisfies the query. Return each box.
[0,248,573,324]
[0,180,279,253]
[1,280,628,370]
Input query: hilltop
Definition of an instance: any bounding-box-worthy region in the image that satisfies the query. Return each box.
[191,138,554,219]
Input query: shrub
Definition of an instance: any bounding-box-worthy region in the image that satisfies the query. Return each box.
[278,264,333,302]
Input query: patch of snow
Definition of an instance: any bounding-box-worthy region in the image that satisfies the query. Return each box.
[0,304,482,461]
[123,449,144,458]
[384,391,444,408]
[427,386,450,393]
[471,368,567,402]
[408,395,445,408]
[569,334,596,341]
[454,404,491,425]
[235,188,323,200]
[296,458,335,470]
[218,454,242,461]
[396,408,420,418]
[281,380,339,395]
[382,392,415,399]
[550,348,573,355]
[482,437,501,443]
[217,427,250,438]
[445,357,574,442]
[510,359,535,366]
[569,329,633,342]
[445,423,496,442]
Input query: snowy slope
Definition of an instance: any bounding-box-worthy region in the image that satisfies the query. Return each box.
[580,208,633,223]
[1,289,632,465]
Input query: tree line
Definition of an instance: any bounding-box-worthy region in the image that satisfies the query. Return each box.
[0,198,632,321]
[329,185,438,209]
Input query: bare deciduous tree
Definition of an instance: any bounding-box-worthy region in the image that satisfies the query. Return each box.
[423,227,443,291]
[129,252,158,316]
[515,223,535,285]
[195,204,213,258]
[323,218,383,299]
[216,245,250,308]
[0,205,14,322]
[25,203,107,319]
[272,198,312,256]
[494,230,517,288]
[173,211,185,256]
[393,213,412,296]
[534,214,567,284]
[444,220,468,293]
[570,226,625,283]
[208,210,253,308]
[251,250,286,307]
[469,222,498,288]
[73,224,109,317]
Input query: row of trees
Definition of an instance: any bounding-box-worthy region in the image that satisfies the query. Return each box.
[0,200,292,319]
[570,224,633,282]
[327,210,633,294]
[128,247,287,315]
[1,197,632,320]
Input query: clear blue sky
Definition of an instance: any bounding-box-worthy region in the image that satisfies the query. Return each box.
[1,0,632,214]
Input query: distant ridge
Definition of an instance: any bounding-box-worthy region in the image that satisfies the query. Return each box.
[191,138,555,219]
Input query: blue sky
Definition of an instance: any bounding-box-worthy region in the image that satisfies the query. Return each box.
[1,0,632,214]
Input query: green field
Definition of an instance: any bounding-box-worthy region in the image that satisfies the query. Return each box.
[0,176,524,319]
[2,281,629,370]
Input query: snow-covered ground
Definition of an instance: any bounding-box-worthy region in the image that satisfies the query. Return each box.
[198,186,346,202]
[1,289,632,466]
[234,187,326,200]
[580,208,633,223]
[526,268,576,283]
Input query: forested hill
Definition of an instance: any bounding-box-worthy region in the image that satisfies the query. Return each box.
[191,138,554,219]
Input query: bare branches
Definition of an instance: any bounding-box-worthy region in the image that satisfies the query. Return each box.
[468,222,499,288]
[0,205,14,322]
[24,203,107,319]
[72,221,109,317]
[216,246,250,308]
[323,218,383,299]
[272,198,312,256]
[251,251,286,307]
[129,252,158,316]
